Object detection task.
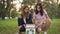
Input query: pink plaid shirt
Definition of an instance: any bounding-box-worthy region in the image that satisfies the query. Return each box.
[33,10,47,24]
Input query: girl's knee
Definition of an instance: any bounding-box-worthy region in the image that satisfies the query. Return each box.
[36,27,41,32]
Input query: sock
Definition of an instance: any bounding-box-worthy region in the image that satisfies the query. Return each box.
[44,31,47,34]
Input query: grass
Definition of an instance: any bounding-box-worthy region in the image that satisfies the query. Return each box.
[0,19,60,34]
[48,19,60,34]
[0,19,18,34]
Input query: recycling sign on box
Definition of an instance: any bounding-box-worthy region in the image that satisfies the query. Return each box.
[26,24,35,34]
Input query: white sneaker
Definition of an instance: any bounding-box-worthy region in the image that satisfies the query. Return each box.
[44,32,47,34]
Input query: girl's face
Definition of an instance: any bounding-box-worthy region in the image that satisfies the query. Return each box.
[36,5,41,12]
[24,7,29,13]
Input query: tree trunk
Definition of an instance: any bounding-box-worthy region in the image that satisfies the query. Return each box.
[1,0,6,20]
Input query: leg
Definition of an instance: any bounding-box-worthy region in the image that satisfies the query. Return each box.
[18,31,22,34]
[18,26,22,34]
[45,19,51,31]
[36,25,42,34]
[43,19,51,34]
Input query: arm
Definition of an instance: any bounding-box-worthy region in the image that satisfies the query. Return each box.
[33,18,37,25]
[45,14,52,23]
[44,9,52,23]
[33,13,37,25]
[18,16,22,30]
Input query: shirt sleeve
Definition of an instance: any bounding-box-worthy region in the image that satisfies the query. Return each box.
[30,13,33,19]
[18,17,24,26]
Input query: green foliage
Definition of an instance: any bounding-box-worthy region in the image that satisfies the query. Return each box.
[0,0,60,19]
[11,10,18,18]
[22,0,36,5]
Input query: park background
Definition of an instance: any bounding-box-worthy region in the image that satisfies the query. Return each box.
[0,0,60,34]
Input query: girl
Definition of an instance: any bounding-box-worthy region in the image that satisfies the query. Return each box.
[18,6,33,34]
[33,3,51,34]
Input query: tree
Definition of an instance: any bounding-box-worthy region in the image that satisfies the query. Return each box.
[0,0,13,19]
[22,0,36,5]
[0,0,6,19]
[6,0,12,18]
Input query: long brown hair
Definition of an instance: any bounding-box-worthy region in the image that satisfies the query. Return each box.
[22,6,30,19]
[35,3,44,16]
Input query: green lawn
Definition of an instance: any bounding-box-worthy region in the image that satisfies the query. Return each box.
[48,19,60,34]
[0,19,18,34]
[0,19,60,34]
